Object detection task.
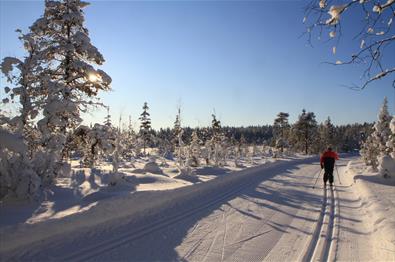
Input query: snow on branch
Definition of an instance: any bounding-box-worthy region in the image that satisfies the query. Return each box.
[303,0,395,89]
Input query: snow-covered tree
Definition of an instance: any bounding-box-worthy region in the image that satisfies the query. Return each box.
[122,115,136,160]
[104,106,112,127]
[361,98,393,173]
[0,123,41,199]
[210,114,224,166]
[360,133,380,169]
[172,108,184,166]
[72,124,115,168]
[112,115,124,173]
[372,98,393,176]
[33,0,111,184]
[139,102,151,155]
[291,109,318,154]
[0,31,44,159]
[239,134,248,159]
[173,108,182,147]
[1,0,111,193]
[373,97,392,155]
[317,117,336,152]
[303,0,395,89]
[273,112,290,153]
[187,130,201,167]
[389,116,395,159]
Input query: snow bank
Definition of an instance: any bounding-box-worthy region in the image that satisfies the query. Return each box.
[378,155,395,178]
[143,161,163,174]
[0,157,313,254]
[174,168,201,183]
[345,160,395,260]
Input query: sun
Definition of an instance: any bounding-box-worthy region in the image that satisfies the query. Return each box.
[88,73,99,82]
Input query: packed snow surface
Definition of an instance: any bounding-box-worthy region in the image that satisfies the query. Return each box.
[0,155,394,261]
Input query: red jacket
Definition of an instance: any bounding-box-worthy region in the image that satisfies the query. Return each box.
[320,150,339,166]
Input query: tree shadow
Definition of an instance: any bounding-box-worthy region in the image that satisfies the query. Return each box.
[0,170,138,228]
[354,174,395,187]
[13,158,333,261]
[194,166,233,177]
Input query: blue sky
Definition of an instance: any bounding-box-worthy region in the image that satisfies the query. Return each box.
[1,0,394,129]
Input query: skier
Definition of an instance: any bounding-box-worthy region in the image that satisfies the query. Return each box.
[320,147,339,188]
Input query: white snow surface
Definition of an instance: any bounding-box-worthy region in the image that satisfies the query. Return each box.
[0,155,394,261]
[344,159,395,260]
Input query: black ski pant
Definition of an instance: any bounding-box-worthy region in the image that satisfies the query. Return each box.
[323,168,334,185]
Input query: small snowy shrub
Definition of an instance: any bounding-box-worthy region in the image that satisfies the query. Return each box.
[0,129,41,199]
[378,155,395,178]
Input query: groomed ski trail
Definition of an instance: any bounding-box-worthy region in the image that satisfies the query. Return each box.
[2,156,380,262]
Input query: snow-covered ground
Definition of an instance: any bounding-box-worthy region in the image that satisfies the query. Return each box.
[0,155,394,261]
[341,158,395,261]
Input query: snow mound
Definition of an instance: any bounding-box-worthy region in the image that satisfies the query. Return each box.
[163,151,174,160]
[378,155,395,178]
[174,169,201,184]
[345,159,395,260]
[143,161,163,174]
[194,166,231,176]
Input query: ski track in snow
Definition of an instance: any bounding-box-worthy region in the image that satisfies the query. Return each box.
[2,156,389,262]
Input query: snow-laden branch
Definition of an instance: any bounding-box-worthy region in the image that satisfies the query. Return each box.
[303,0,395,89]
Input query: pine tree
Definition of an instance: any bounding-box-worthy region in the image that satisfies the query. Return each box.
[71,123,115,168]
[188,130,201,167]
[317,117,336,152]
[0,31,44,198]
[373,98,393,175]
[104,107,112,127]
[373,97,392,156]
[361,98,392,171]
[1,0,111,193]
[211,114,223,166]
[139,102,151,155]
[273,112,290,153]
[1,30,43,159]
[172,108,184,166]
[389,116,395,159]
[173,108,182,147]
[360,128,380,169]
[122,115,136,160]
[291,109,318,154]
[33,0,111,183]
[239,134,248,158]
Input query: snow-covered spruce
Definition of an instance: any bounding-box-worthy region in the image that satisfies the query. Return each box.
[0,127,41,200]
[34,0,111,184]
[186,130,201,167]
[173,108,185,167]
[273,112,290,153]
[139,102,151,156]
[319,117,336,151]
[389,116,395,159]
[290,109,318,154]
[0,0,111,199]
[361,97,393,174]
[71,124,116,168]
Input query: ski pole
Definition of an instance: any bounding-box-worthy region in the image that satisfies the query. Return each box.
[313,169,323,189]
[336,165,342,185]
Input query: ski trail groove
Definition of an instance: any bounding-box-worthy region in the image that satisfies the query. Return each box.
[61,168,271,262]
[181,230,212,260]
[320,187,335,261]
[301,187,327,262]
[328,186,340,262]
[303,185,337,262]
[221,205,229,262]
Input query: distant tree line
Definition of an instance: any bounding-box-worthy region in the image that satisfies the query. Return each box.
[148,111,373,154]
